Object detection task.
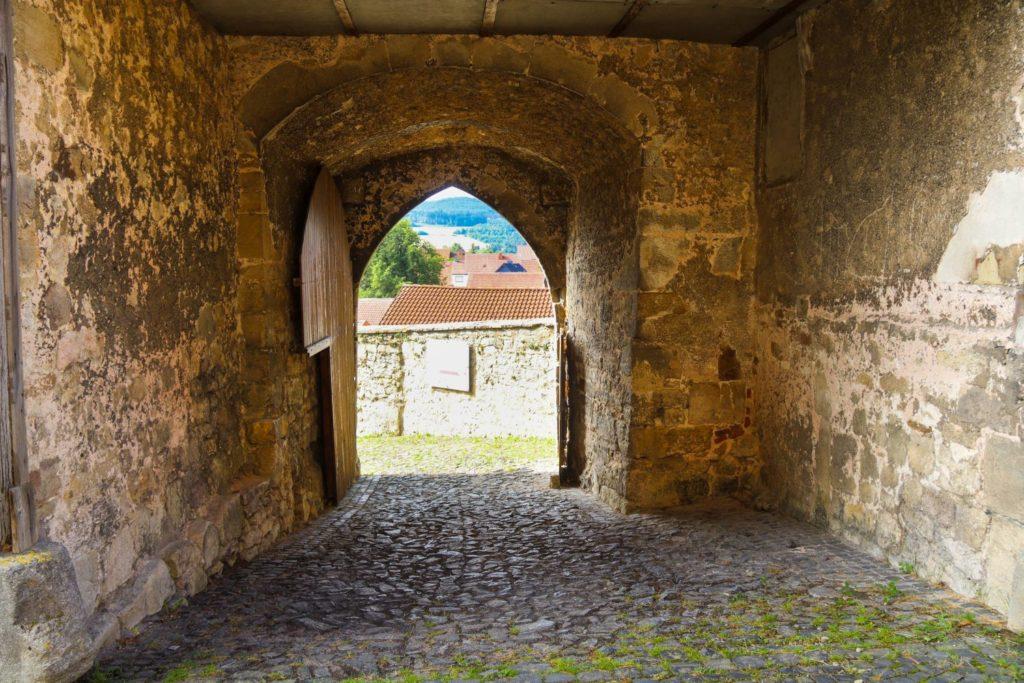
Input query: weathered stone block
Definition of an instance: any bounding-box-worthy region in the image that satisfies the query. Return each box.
[688,382,744,425]
[907,434,935,477]
[957,388,1015,433]
[631,425,713,459]
[185,519,221,570]
[238,172,268,212]
[210,493,244,549]
[385,34,433,69]
[985,517,1024,617]
[639,237,690,290]
[981,434,1024,518]
[248,419,278,445]
[433,38,472,67]
[14,4,63,72]
[711,238,744,277]
[921,490,956,528]
[830,433,858,496]
[116,560,174,631]
[0,543,93,682]
[469,40,528,73]
[161,541,207,597]
[1010,552,1024,633]
[954,504,989,552]
[884,420,909,467]
[237,214,268,259]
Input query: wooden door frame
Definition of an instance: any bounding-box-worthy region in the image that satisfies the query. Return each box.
[0,0,33,552]
[315,349,338,505]
[556,323,577,486]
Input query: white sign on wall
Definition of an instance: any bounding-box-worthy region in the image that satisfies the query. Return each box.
[425,339,471,392]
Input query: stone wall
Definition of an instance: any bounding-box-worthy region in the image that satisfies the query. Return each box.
[235,137,326,542]
[617,41,759,509]
[228,35,759,510]
[754,0,1024,620]
[7,0,328,664]
[357,320,557,439]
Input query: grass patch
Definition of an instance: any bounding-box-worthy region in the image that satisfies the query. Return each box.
[358,434,556,475]
[881,580,903,605]
[162,664,194,682]
[548,656,584,675]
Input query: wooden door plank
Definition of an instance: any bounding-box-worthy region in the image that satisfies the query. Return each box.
[0,0,30,550]
[301,169,357,503]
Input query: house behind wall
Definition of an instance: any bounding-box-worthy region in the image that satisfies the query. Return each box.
[0,0,1022,678]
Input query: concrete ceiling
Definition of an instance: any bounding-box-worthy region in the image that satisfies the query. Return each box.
[189,0,815,46]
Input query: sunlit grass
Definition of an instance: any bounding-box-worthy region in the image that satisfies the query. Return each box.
[357,434,557,475]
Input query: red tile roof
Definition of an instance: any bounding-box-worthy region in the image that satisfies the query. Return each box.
[451,252,511,275]
[516,244,537,260]
[466,272,548,289]
[357,298,393,326]
[379,285,553,326]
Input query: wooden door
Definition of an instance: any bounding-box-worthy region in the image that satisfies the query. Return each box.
[0,0,32,551]
[301,168,357,503]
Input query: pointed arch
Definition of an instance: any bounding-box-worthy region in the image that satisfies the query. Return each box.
[342,146,570,293]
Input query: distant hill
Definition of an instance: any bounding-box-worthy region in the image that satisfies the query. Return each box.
[406,196,525,253]
[407,197,507,228]
[455,224,526,254]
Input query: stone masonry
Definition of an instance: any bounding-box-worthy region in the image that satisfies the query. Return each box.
[357,320,557,439]
[1,0,1023,678]
[755,0,1024,625]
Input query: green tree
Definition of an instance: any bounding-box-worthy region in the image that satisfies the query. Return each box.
[359,219,444,298]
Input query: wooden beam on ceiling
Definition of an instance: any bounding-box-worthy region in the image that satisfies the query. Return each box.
[734,0,812,47]
[332,0,359,35]
[481,0,500,36]
[608,0,648,38]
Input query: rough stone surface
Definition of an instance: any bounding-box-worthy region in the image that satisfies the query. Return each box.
[93,447,1024,681]
[1011,553,1024,632]
[11,0,326,666]
[228,33,758,509]
[9,1,1024,679]
[755,0,1024,621]
[0,543,92,682]
[358,321,557,438]
[342,146,571,293]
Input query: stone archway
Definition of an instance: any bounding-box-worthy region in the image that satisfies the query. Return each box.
[239,63,643,506]
[340,146,571,294]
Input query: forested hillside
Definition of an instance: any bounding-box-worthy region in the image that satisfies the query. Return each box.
[408,196,525,252]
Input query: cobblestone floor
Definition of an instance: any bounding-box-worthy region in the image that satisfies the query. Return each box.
[93,438,1024,682]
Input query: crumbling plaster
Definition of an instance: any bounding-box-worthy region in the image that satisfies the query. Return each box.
[8,0,327,661]
[755,0,1024,620]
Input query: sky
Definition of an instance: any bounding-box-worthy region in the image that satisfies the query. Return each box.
[426,186,473,201]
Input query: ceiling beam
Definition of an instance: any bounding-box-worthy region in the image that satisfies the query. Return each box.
[608,0,648,38]
[734,0,815,47]
[481,0,500,36]
[332,0,359,35]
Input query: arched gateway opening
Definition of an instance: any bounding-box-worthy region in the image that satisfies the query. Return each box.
[267,66,644,507]
[354,185,561,479]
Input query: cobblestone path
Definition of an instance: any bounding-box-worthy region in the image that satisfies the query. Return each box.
[94,468,1024,681]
